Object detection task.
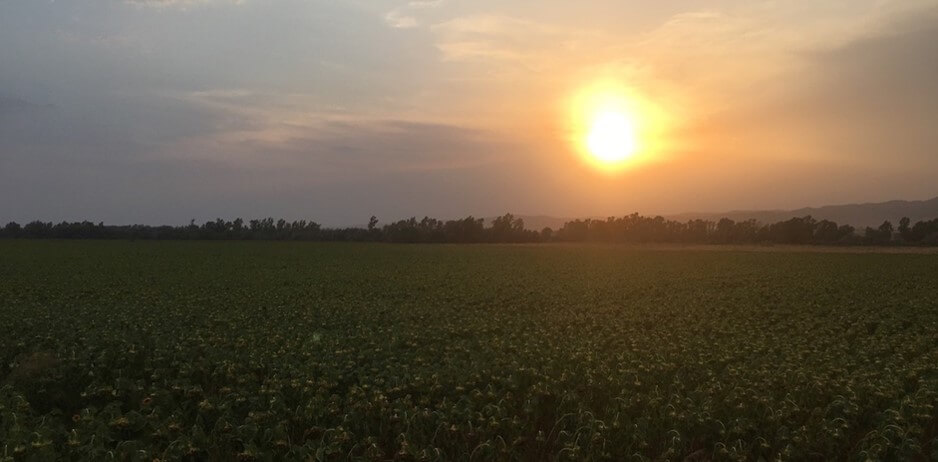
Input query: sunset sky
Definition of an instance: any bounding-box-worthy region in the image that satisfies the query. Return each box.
[2,0,937,225]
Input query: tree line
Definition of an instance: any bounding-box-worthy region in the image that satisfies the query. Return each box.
[551,214,938,245]
[2,214,938,245]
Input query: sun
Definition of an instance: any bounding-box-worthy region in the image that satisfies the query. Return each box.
[568,80,664,172]
[587,110,638,163]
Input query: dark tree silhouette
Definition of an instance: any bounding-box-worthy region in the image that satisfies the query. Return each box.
[898,217,912,242]
[3,214,938,245]
[864,220,894,245]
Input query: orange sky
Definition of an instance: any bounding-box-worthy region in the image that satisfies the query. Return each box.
[1,0,937,224]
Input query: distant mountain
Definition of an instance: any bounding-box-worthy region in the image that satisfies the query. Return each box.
[502,196,938,231]
[666,196,938,229]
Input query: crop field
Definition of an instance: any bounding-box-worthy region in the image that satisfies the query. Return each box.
[1,241,937,461]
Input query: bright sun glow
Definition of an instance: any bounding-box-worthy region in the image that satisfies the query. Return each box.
[568,80,668,172]
[587,110,638,163]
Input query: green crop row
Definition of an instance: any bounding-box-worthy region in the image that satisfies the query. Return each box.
[1,241,936,460]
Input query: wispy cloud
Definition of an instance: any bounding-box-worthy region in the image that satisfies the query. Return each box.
[4,0,938,223]
[123,0,245,9]
[160,86,509,177]
[428,14,597,76]
[385,10,418,29]
[383,0,444,29]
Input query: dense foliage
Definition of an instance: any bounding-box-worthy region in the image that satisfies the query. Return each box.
[1,241,937,460]
[3,214,938,245]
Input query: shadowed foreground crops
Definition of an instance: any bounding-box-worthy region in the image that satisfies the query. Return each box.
[1,241,937,460]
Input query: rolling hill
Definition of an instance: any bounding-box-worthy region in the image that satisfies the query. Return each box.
[502,196,938,230]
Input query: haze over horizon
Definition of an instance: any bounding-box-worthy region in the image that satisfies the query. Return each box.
[3,0,938,226]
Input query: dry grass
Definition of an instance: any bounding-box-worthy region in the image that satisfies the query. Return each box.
[535,242,938,254]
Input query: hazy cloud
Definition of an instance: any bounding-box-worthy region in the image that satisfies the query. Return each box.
[384,0,444,29]
[0,96,51,116]
[385,11,418,29]
[431,15,590,66]
[694,6,938,163]
[2,0,937,224]
[123,0,245,8]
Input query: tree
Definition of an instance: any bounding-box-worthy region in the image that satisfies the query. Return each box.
[540,227,553,241]
[713,218,736,243]
[440,217,484,243]
[864,220,893,245]
[2,222,22,238]
[764,216,816,244]
[489,214,527,243]
[898,217,911,242]
[878,220,894,243]
[813,220,840,243]
[2,213,936,246]
[833,225,856,244]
